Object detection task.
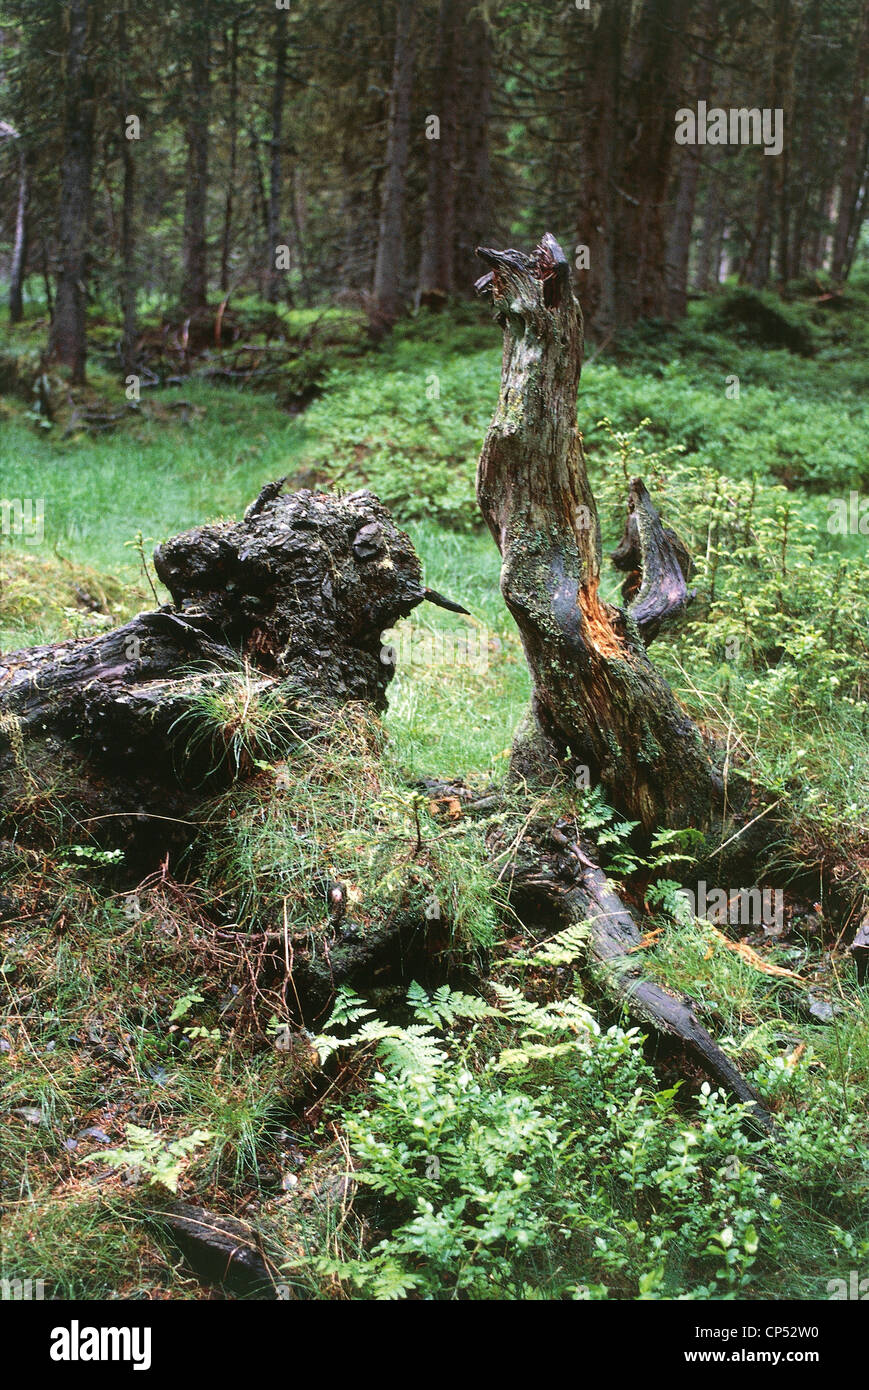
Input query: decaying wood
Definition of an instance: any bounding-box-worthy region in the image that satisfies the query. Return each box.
[610,477,695,642]
[501,821,772,1127]
[476,234,774,1120]
[0,485,441,831]
[566,863,771,1126]
[475,233,722,831]
[150,1200,277,1295]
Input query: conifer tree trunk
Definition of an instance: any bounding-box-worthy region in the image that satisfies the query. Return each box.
[575,0,621,332]
[180,0,211,312]
[665,0,718,317]
[613,0,687,323]
[49,0,97,383]
[265,6,288,304]
[8,143,28,325]
[831,0,869,280]
[220,17,241,295]
[118,2,136,375]
[417,0,459,305]
[372,0,416,322]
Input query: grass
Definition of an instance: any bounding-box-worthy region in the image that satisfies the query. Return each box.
[1,282,868,1299]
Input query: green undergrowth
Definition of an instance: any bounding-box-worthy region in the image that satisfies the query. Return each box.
[1,285,868,1299]
[193,700,505,960]
[287,948,869,1300]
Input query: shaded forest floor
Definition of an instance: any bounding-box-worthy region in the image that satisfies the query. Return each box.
[1,281,868,1299]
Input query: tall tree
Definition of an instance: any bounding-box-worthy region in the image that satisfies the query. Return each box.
[831,0,869,279]
[49,0,97,382]
[743,0,793,288]
[417,0,460,304]
[180,0,211,312]
[117,1,136,373]
[265,4,288,304]
[453,5,492,291]
[220,14,242,294]
[614,0,688,323]
[372,0,416,322]
[574,0,622,332]
[665,0,718,316]
[4,126,28,324]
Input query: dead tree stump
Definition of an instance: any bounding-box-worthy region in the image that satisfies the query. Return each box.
[475,234,722,831]
[0,486,438,841]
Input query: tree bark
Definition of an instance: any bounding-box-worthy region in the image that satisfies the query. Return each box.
[665,0,718,318]
[743,0,792,290]
[220,17,241,295]
[475,235,722,831]
[180,0,211,312]
[417,0,460,305]
[453,6,492,292]
[694,155,724,290]
[613,0,688,324]
[117,2,136,376]
[790,0,822,279]
[842,130,869,277]
[372,0,416,323]
[265,6,288,304]
[48,0,97,383]
[831,0,869,280]
[574,0,621,332]
[8,142,28,324]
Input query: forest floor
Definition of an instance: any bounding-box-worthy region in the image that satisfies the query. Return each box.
[1,280,868,1300]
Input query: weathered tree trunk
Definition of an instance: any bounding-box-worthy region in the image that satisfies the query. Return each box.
[8,142,28,325]
[180,0,211,313]
[372,0,416,324]
[497,820,772,1126]
[265,6,288,305]
[48,0,97,383]
[475,235,722,831]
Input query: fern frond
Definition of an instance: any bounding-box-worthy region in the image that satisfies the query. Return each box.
[529,920,591,968]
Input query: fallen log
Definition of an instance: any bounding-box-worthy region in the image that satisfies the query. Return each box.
[149,1200,277,1296]
[497,819,773,1127]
